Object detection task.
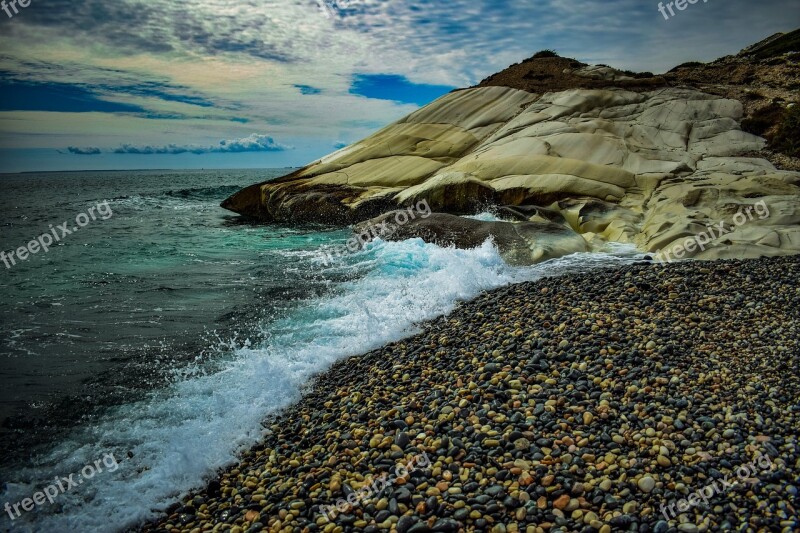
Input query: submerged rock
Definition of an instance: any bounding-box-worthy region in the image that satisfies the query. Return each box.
[357,211,588,265]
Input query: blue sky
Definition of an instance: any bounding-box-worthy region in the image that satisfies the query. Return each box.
[0,0,797,173]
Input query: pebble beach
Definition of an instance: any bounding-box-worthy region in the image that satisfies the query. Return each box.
[142,256,800,533]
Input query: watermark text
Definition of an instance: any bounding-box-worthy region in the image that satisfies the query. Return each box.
[4,453,119,520]
[1,200,113,270]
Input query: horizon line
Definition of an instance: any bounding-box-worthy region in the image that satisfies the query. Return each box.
[0,166,304,176]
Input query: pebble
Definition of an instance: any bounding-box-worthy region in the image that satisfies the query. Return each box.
[141,257,800,533]
[638,476,656,493]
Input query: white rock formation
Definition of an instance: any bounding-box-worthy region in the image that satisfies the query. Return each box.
[223,85,800,263]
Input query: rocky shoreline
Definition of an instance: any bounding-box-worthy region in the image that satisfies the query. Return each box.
[142,256,799,533]
[220,32,800,265]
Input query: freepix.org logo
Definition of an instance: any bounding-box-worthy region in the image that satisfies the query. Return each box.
[2,0,32,19]
[1,201,113,270]
[657,0,711,21]
[4,453,119,520]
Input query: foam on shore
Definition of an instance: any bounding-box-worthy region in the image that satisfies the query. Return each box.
[0,236,641,532]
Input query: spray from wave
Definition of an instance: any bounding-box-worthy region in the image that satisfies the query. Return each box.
[0,234,643,532]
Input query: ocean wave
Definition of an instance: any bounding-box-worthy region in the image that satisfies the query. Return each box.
[0,238,643,532]
[163,185,244,200]
[106,185,242,212]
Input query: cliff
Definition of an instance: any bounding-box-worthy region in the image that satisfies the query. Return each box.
[222,31,800,264]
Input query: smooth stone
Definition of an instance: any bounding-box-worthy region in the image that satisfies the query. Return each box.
[638,476,656,493]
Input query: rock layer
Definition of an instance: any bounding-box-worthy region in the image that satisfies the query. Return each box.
[223,49,800,264]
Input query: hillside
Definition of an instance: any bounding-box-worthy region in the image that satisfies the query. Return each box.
[222,31,800,265]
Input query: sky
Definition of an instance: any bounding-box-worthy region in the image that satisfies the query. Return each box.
[0,0,797,173]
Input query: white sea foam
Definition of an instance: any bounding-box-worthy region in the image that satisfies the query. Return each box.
[0,237,643,532]
[463,211,506,222]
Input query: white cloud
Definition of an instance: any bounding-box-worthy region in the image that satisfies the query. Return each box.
[0,0,796,171]
[110,134,293,155]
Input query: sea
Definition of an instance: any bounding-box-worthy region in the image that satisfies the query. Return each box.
[0,169,643,532]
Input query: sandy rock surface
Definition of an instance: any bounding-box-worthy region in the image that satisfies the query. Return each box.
[223,85,800,264]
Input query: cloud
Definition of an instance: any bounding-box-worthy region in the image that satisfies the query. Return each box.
[3,0,797,84]
[63,134,292,155]
[3,0,298,62]
[2,0,797,172]
[217,134,292,153]
[67,146,102,155]
[110,134,292,155]
[112,144,200,155]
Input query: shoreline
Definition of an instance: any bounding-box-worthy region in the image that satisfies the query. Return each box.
[142,256,799,533]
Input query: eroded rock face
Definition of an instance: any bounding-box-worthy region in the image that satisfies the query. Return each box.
[223,83,800,263]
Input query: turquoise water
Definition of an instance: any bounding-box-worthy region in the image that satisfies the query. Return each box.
[0,170,643,532]
[1,169,332,454]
